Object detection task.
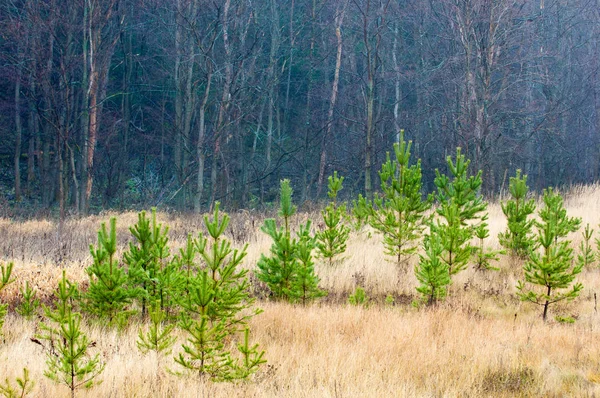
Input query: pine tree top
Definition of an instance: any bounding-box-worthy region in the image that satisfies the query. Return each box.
[327,171,344,201]
[278,179,296,219]
[508,169,530,200]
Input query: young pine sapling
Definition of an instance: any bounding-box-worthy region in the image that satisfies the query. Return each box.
[176,203,264,380]
[0,368,34,398]
[433,147,487,276]
[473,215,503,271]
[16,282,39,320]
[0,262,14,339]
[579,224,595,269]
[354,132,432,267]
[415,233,451,305]
[498,170,536,258]
[316,172,350,266]
[37,271,104,398]
[517,188,583,321]
[84,218,137,325]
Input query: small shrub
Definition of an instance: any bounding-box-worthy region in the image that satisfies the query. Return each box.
[348,287,368,307]
[555,315,576,324]
[480,366,536,394]
[37,271,104,398]
[0,262,14,338]
[16,282,40,320]
[0,368,34,398]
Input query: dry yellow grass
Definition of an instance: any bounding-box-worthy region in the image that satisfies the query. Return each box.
[3,185,600,396]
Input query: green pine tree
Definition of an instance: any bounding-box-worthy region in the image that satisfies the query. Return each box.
[137,302,177,372]
[498,170,536,257]
[256,179,300,300]
[354,132,432,266]
[37,271,104,398]
[176,203,264,380]
[579,224,595,269]
[0,368,35,398]
[84,218,137,324]
[316,172,350,266]
[0,262,14,339]
[433,147,487,276]
[124,209,174,318]
[430,203,472,276]
[517,188,583,321]
[289,222,327,305]
[538,187,581,240]
[257,180,325,303]
[348,286,368,307]
[16,281,40,320]
[415,232,450,305]
[473,215,503,271]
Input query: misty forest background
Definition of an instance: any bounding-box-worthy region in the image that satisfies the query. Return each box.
[0,0,599,216]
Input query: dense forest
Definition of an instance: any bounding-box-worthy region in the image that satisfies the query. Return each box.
[0,0,598,215]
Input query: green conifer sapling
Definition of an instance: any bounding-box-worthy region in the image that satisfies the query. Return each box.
[85,218,137,324]
[16,281,39,320]
[316,172,350,266]
[37,271,104,398]
[517,188,583,321]
[176,203,264,380]
[0,368,34,398]
[354,132,432,266]
[579,224,595,269]
[433,147,487,276]
[415,233,451,305]
[498,170,536,257]
[0,262,14,338]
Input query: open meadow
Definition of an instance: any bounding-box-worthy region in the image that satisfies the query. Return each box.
[3,185,600,397]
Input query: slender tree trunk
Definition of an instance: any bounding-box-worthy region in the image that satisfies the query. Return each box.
[80,1,90,213]
[392,22,401,142]
[14,73,23,202]
[27,67,38,197]
[85,66,99,212]
[70,145,79,212]
[83,0,118,213]
[195,67,212,213]
[301,0,317,203]
[316,2,347,199]
[210,0,232,209]
[283,0,295,133]
[118,24,133,207]
[181,0,198,206]
[542,285,551,322]
[174,0,184,189]
[265,0,280,175]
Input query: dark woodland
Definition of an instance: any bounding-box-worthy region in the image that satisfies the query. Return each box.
[0,0,598,215]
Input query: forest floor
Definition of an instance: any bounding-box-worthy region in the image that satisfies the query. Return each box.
[3,185,600,396]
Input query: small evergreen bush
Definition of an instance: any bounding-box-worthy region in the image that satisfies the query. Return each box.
[37,271,104,398]
[498,170,536,258]
[257,179,325,303]
[354,132,432,267]
[0,368,34,398]
[0,262,14,339]
[433,147,487,276]
[176,203,265,380]
[517,188,583,321]
[316,172,350,266]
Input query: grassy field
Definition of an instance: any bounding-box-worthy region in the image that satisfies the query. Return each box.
[3,185,600,396]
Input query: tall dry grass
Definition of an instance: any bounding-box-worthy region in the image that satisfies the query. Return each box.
[3,185,600,396]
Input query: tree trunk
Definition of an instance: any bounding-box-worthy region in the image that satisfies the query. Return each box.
[210,0,232,209]
[316,2,347,199]
[195,67,212,213]
[14,73,23,202]
[542,286,551,322]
